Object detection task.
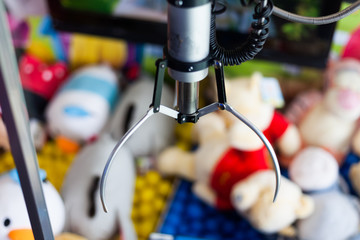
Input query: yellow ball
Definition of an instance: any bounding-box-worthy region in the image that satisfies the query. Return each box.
[157,180,172,196]
[135,176,146,191]
[138,203,155,218]
[145,170,161,186]
[153,197,166,212]
[137,221,155,238]
[140,188,155,202]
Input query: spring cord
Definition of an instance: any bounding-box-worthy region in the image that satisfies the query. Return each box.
[210,0,273,66]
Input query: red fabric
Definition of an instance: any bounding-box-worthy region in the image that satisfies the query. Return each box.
[19,54,68,100]
[263,111,290,143]
[209,111,290,209]
[342,26,360,60]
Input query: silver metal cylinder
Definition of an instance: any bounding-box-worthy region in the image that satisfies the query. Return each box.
[177,81,199,114]
[167,2,211,83]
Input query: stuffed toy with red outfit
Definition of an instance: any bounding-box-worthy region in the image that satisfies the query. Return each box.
[157,72,301,209]
[285,58,360,166]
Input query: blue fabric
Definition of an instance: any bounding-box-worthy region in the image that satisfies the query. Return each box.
[9,168,46,184]
[60,74,118,108]
[340,151,360,196]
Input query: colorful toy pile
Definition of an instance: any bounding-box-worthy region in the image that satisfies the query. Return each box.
[2,2,360,240]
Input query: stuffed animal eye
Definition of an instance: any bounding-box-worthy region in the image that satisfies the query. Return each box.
[3,218,11,227]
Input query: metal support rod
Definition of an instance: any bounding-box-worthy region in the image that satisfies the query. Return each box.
[0,1,54,239]
[176,81,199,114]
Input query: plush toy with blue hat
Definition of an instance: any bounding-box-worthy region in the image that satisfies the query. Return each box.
[45,64,119,153]
[0,169,65,240]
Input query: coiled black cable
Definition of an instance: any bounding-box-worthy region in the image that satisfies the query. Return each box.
[210,0,273,66]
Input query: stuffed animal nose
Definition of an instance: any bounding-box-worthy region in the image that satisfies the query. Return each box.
[8,229,34,240]
[55,135,80,153]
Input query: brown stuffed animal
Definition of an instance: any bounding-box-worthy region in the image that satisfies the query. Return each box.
[287,58,360,165]
[157,73,301,209]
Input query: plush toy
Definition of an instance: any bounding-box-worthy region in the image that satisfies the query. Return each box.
[61,77,175,240]
[0,169,65,240]
[104,75,175,157]
[291,58,360,165]
[61,134,136,240]
[45,64,119,153]
[19,54,69,150]
[158,72,301,209]
[289,147,360,240]
[0,107,10,152]
[230,169,314,234]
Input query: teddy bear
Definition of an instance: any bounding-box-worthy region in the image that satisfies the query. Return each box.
[0,169,66,240]
[157,72,301,209]
[286,58,360,165]
[230,169,314,234]
[289,147,360,240]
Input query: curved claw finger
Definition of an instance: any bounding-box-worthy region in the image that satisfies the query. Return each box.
[224,103,281,202]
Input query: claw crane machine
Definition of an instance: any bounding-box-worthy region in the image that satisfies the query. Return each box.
[1,0,359,239]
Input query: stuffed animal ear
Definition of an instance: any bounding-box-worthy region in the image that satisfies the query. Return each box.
[295,195,314,219]
[250,72,262,90]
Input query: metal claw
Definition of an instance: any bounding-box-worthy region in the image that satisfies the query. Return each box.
[100,102,281,212]
[100,105,179,212]
[100,107,156,212]
[224,103,281,202]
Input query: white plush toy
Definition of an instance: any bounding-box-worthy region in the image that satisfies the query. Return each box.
[45,64,119,153]
[61,77,176,240]
[61,134,136,240]
[230,169,314,234]
[0,169,65,240]
[104,75,175,157]
[289,147,360,240]
[158,73,301,209]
